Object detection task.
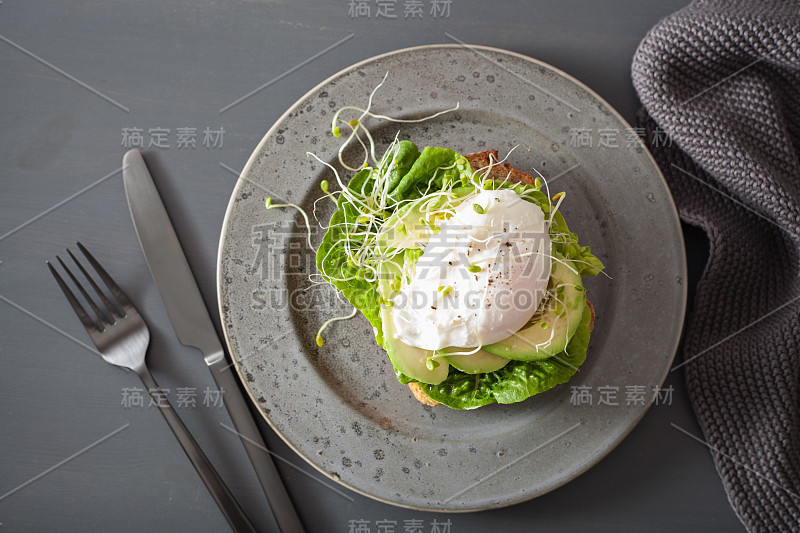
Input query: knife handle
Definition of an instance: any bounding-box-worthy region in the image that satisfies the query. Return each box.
[209,357,306,533]
[137,365,257,533]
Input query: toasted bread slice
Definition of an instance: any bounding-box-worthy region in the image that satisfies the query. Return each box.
[409,382,441,406]
[464,150,537,186]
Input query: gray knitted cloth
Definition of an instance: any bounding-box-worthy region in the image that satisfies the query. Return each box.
[632,1,800,531]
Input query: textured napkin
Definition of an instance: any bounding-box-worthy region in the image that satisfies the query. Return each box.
[632,1,800,531]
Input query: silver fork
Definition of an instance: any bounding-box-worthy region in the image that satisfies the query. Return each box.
[48,242,256,533]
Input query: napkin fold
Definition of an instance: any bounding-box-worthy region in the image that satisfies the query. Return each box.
[632,1,800,531]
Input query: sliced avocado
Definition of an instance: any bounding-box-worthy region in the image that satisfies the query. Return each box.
[484,256,585,361]
[380,307,449,385]
[441,349,510,374]
[377,258,403,300]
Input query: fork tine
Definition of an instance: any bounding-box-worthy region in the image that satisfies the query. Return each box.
[77,242,134,312]
[47,260,102,333]
[56,255,114,328]
[67,248,125,320]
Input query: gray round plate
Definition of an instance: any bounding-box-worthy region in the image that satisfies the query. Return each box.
[217,45,686,511]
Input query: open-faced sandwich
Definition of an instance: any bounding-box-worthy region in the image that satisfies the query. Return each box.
[314,140,603,409]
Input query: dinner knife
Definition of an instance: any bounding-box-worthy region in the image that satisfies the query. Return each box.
[122,149,304,533]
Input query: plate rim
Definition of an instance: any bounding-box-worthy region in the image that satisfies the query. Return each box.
[216,43,688,511]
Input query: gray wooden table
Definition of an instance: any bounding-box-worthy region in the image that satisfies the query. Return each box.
[0,1,746,531]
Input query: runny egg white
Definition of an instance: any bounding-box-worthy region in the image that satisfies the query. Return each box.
[391,188,551,351]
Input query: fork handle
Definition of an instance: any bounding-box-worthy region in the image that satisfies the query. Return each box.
[136,365,257,533]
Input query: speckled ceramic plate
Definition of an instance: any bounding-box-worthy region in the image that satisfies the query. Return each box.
[217,45,686,511]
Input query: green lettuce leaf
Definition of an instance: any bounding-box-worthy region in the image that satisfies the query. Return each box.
[418,301,593,409]
[385,140,421,194]
[315,168,384,341]
[389,146,460,201]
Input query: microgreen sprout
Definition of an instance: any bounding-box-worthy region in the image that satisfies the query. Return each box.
[436,345,484,356]
[265,197,313,249]
[315,306,358,347]
[330,72,460,171]
[437,285,453,298]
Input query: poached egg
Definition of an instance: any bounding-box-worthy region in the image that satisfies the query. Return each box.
[391,188,551,350]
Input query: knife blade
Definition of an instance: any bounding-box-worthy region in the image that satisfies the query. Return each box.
[123,149,304,533]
